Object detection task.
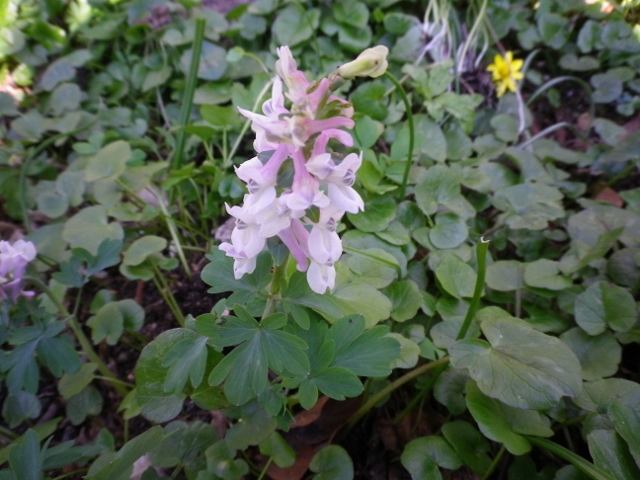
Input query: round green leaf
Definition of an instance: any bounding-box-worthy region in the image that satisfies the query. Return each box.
[401,436,462,480]
[575,281,637,335]
[85,140,131,182]
[450,316,582,410]
[560,328,621,381]
[435,255,477,299]
[486,260,525,292]
[122,236,167,266]
[62,205,124,256]
[309,445,354,480]
[347,194,396,233]
[429,213,468,249]
[465,381,552,456]
[523,259,571,291]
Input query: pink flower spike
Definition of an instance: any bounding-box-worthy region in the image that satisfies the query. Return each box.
[306,117,355,138]
[278,226,309,272]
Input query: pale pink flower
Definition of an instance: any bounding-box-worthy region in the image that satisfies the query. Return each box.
[306,152,364,213]
[0,239,36,302]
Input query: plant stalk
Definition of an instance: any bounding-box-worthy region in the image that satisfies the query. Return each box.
[456,238,490,340]
[347,356,450,429]
[384,71,415,202]
[26,277,129,396]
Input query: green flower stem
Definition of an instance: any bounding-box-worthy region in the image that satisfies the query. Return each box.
[456,238,490,341]
[94,376,135,388]
[25,276,129,397]
[384,71,415,202]
[172,17,206,170]
[517,122,587,149]
[526,436,614,480]
[393,362,448,425]
[151,266,185,326]
[526,76,595,129]
[257,457,273,480]
[262,260,287,319]
[480,445,506,480]
[347,356,450,429]
[0,425,17,440]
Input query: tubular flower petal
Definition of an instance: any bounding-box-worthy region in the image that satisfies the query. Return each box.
[0,239,37,302]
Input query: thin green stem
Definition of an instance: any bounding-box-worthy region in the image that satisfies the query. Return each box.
[526,76,595,130]
[480,445,506,480]
[393,362,448,425]
[262,260,287,319]
[172,18,206,170]
[0,425,17,440]
[93,376,135,388]
[456,238,490,340]
[257,457,273,480]
[25,277,128,396]
[384,71,414,202]
[517,122,587,149]
[151,267,185,326]
[526,436,614,480]
[52,469,89,480]
[347,356,450,429]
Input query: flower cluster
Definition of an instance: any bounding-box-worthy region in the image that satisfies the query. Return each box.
[0,239,36,302]
[219,46,385,294]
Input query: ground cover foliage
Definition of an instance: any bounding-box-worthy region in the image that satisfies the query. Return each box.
[1,0,640,478]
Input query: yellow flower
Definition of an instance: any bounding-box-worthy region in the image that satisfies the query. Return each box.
[486,51,524,98]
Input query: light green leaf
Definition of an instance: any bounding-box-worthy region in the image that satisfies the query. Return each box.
[162,333,208,394]
[135,331,187,423]
[441,421,491,475]
[574,282,637,335]
[259,432,295,468]
[588,429,640,480]
[435,255,476,299]
[382,280,422,322]
[310,445,354,480]
[62,206,124,256]
[122,236,167,266]
[466,381,553,455]
[347,194,396,233]
[486,261,525,292]
[401,436,462,480]
[387,333,420,369]
[85,141,131,182]
[573,379,640,413]
[610,401,640,469]
[450,316,582,410]
[429,213,468,249]
[560,328,621,380]
[58,363,97,400]
[272,5,320,47]
[524,259,571,291]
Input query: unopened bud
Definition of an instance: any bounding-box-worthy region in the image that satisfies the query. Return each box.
[337,46,389,79]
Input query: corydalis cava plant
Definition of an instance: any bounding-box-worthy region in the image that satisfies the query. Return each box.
[220,46,388,294]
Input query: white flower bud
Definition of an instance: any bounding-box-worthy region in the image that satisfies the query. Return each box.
[337,46,389,79]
